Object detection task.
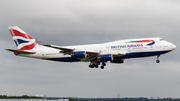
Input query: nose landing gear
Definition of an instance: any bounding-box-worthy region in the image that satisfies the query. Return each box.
[156,55,160,63]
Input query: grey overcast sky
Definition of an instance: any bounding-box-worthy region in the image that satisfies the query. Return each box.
[0,0,180,98]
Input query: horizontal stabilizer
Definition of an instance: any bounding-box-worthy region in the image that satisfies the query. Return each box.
[6,49,36,54]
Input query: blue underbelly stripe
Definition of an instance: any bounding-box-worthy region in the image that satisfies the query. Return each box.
[116,50,171,59]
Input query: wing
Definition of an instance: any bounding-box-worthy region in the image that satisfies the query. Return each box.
[44,44,75,55]
[44,44,126,62]
[44,44,99,55]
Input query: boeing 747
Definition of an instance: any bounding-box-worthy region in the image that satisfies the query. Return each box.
[6,26,176,69]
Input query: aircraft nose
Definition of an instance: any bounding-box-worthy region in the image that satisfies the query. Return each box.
[171,43,176,50]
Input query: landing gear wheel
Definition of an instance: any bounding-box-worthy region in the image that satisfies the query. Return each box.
[89,63,94,68]
[100,66,104,69]
[89,62,106,69]
[156,55,160,63]
[102,62,106,66]
[156,60,160,63]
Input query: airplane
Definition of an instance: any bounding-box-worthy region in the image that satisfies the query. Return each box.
[6,26,176,69]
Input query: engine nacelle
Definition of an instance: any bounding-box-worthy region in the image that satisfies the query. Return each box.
[98,54,113,61]
[72,51,87,58]
[111,59,124,63]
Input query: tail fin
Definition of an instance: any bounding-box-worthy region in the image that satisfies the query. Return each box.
[8,26,37,51]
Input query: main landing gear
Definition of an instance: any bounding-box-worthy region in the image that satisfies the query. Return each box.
[100,62,106,69]
[156,55,160,63]
[89,62,106,69]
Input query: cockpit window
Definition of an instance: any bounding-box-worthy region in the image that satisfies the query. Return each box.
[160,39,165,41]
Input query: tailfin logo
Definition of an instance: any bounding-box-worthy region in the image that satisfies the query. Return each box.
[9,29,37,50]
[130,40,155,46]
[14,39,30,46]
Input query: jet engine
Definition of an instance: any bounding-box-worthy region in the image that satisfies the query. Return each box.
[98,54,113,61]
[72,51,87,58]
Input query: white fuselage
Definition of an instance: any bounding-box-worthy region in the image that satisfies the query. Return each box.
[18,37,176,62]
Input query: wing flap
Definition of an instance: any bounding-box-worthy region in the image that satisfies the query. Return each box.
[81,56,96,62]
